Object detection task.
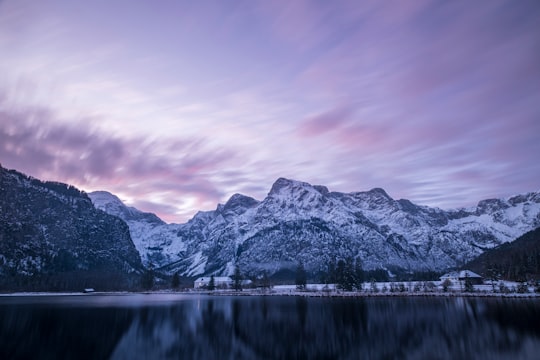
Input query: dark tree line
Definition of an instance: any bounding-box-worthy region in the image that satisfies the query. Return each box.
[484,253,540,283]
[322,257,364,291]
[0,271,140,292]
[503,253,540,281]
[171,272,180,289]
[466,227,540,282]
[363,269,389,282]
[141,265,155,290]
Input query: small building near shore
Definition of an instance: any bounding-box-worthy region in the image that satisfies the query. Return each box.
[194,276,253,289]
[440,270,483,285]
[194,276,233,289]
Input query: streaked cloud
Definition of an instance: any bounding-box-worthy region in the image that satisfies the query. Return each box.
[0,0,538,220]
[0,100,243,222]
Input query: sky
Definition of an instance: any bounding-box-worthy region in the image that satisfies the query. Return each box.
[1,0,539,223]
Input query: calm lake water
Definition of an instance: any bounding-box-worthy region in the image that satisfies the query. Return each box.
[0,294,539,359]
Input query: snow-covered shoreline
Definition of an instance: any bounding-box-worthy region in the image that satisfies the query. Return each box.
[3,290,538,299]
[188,288,540,299]
[2,281,539,299]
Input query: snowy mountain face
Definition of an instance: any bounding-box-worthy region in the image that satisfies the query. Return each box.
[89,191,185,268]
[0,166,143,289]
[90,178,540,277]
[89,191,164,225]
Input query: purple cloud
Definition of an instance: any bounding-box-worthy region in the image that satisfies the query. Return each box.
[0,0,538,220]
[0,99,243,223]
[297,106,353,137]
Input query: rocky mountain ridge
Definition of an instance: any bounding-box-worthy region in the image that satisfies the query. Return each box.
[0,165,143,290]
[89,178,540,277]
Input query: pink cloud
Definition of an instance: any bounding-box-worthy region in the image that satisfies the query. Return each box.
[296,106,353,137]
[1,0,538,220]
[0,100,243,223]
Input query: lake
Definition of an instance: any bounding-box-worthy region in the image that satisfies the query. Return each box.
[0,293,539,359]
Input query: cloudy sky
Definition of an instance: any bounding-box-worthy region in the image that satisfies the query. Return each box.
[1,0,539,223]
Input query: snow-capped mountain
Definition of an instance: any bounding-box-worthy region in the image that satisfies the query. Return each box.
[90,191,164,225]
[0,165,143,290]
[89,191,185,267]
[90,178,540,277]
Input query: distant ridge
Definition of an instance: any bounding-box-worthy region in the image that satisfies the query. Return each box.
[90,177,540,278]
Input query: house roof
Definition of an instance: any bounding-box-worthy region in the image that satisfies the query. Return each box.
[440,270,482,279]
[458,270,482,278]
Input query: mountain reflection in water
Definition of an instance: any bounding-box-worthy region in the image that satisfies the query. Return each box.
[1,294,539,359]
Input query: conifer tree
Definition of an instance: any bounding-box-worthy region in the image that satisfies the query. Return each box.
[441,279,452,292]
[354,258,364,291]
[336,257,356,291]
[141,263,154,290]
[171,271,180,289]
[233,266,242,291]
[464,274,474,292]
[295,261,307,290]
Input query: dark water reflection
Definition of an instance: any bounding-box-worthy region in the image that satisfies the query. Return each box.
[1,294,539,359]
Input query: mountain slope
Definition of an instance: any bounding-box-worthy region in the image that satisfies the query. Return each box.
[89,191,186,267]
[0,165,143,290]
[464,227,540,281]
[90,178,540,277]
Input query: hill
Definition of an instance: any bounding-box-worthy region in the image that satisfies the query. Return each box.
[465,227,540,281]
[0,165,143,291]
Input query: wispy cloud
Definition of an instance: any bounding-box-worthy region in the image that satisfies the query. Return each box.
[297,106,353,137]
[0,0,538,220]
[0,99,245,222]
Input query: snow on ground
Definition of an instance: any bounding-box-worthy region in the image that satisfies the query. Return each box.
[273,284,336,291]
[3,281,538,298]
[209,279,540,297]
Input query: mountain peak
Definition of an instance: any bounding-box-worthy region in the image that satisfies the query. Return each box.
[268,177,321,196]
[367,187,391,199]
[269,178,299,194]
[313,185,329,195]
[89,190,124,207]
[89,191,164,225]
[223,193,259,213]
[476,198,509,214]
[508,191,540,206]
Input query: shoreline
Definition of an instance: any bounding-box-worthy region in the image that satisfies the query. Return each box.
[193,289,540,299]
[1,289,539,299]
